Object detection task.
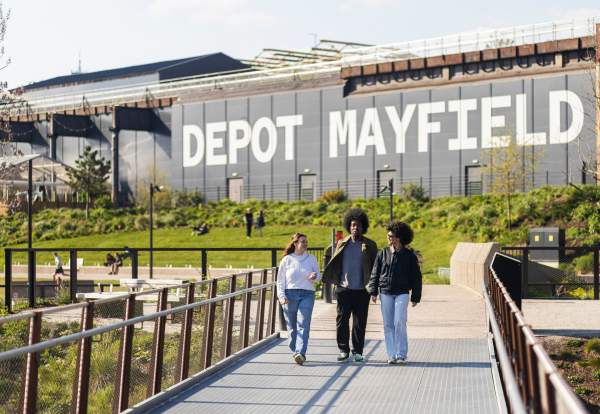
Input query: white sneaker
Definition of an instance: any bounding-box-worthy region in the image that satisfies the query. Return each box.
[396,356,407,364]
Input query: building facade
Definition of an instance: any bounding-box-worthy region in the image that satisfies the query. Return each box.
[6,20,600,203]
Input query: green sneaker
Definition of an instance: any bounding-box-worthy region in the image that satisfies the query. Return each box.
[353,353,365,362]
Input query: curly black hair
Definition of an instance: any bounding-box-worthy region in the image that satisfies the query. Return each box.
[342,208,369,234]
[387,221,414,245]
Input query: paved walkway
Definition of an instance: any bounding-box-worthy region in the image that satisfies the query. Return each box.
[148,286,501,413]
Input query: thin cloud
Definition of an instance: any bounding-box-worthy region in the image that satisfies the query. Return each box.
[148,0,274,25]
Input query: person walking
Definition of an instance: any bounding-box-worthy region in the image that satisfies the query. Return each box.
[277,233,321,365]
[256,209,266,236]
[51,252,64,290]
[323,208,378,362]
[368,221,422,364]
[244,208,253,238]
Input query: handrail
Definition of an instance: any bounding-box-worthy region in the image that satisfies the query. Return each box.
[0,267,280,413]
[487,266,589,413]
[483,290,527,414]
[0,280,275,362]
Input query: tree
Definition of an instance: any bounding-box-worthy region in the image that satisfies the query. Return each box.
[65,146,111,216]
[481,133,542,228]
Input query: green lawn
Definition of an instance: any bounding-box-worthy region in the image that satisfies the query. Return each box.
[2,225,463,283]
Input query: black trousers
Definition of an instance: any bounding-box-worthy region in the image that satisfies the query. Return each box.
[246,223,252,237]
[335,286,370,354]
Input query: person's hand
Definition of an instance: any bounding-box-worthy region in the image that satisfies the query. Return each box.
[371,295,378,304]
[307,272,317,281]
[411,301,418,307]
[279,297,288,305]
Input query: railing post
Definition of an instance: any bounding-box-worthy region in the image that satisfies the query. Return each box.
[130,249,138,279]
[114,294,136,413]
[202,278,217,369]
[178,282,195,382]
[223,276,237,357]
[201,250,208,281]
[72,301,94,414]
[267,270,278,335]
[594,247,599,300]
[21,311,42,414]
[5,249,12,313]
[28,249,36,308]
[521,248,529,299]
[240,272,253,348]
[70,249,78,303]
[148,288,168,397]
[271,249,277,268]
[254,269,268,341]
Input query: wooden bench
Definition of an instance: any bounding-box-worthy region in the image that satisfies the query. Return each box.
[119,279,187,302]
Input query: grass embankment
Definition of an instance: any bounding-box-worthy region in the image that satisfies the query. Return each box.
[1,224,460,284]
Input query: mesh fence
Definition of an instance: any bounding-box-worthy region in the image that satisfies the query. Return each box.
[527,248,597,299]
[187,305,206,377]
[128,317,155,407]
[37,340,79,414]
[87,330,121,414]
[0,353,26,414]
[161,309,185,392]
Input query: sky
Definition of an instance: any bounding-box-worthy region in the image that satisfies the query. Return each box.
[1,0,600,88]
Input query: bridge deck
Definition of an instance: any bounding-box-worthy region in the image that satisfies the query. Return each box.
[148,285,501,414]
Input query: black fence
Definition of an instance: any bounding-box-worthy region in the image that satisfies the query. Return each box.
[501,246,600,300]
[2,246,325,312]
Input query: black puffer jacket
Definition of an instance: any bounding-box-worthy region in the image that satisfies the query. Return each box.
[367,247,422,303]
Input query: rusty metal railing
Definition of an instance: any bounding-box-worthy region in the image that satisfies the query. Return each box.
[0,268,279,414]
[486,265,589,414]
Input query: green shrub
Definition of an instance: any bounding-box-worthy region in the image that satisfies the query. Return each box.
[401,184,429,202]
[319,190,348,203]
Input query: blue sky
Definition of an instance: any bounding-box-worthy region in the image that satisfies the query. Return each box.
[2,0,600,88]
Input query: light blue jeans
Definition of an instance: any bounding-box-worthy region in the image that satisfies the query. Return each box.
[283,289,315,357]
[380,293,409,360]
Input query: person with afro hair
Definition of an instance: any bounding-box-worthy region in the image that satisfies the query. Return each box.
[367,221,422,365]
[323,208,378,362]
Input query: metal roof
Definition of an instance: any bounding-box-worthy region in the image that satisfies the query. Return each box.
[0,154,41,167]
[22,53,250,91]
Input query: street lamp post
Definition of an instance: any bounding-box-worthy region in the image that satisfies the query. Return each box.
[388,178,394,223]
[149,183,163,279]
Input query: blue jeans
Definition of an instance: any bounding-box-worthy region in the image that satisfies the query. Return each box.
[380,293,409,360]
[283,289,315,356]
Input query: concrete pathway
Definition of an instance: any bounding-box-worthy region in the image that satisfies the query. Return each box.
[148,285,501,413]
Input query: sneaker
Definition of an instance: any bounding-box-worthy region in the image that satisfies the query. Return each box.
[293,353,305,365]
[396,356,407,364]
[337,351,349,362]
[387,358,397,365]
[353,353,365,362]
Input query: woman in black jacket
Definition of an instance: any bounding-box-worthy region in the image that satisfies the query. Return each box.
[367,221,422,364]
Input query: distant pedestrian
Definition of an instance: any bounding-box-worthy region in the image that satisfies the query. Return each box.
[52,252,64,289]
[256,209,266,236]
[277,233,321,365]
[368,221,422,365]
[244,208,253,238]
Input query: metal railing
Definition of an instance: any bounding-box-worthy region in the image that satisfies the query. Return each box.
[6,17,598,115]
[3,247,324,312]
[501,246,600,300]
[486,262,589,413]
[0,268,279,414]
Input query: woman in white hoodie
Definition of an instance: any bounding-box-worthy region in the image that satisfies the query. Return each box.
[277,233,322,365]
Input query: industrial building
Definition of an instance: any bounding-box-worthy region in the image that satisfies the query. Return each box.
[3,18,599,204]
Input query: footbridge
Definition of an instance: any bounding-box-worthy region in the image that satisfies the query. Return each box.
[0,259,589,413]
